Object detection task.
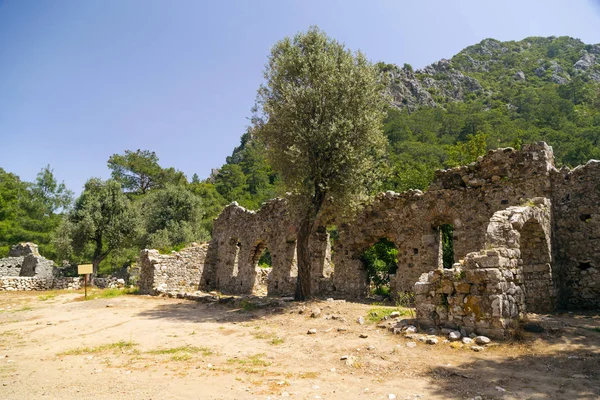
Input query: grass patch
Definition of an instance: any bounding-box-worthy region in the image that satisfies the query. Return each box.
[227,353,271,367]
[298,371,320,379]
[585,326,600,333]
[366,306,411,323]
[38,293,57,301]
[147,346,214,357]
[75,287,139,301]
[239,300,258,312]
[270,337,284,345]
[58,340,137,356]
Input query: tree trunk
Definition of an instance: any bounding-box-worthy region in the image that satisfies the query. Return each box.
[295,214,313,300]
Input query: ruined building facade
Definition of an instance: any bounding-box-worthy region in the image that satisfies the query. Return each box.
[140,143,599,337]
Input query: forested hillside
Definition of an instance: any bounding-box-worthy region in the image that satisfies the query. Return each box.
[1,35,599,271]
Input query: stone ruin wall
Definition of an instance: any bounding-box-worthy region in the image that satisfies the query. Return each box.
[551,160,600,309]
[0,243,55,279]
[131,141,600,333]
[0,242,129,291]
[414,198,555,339]
[139,244,212,295]
[333,142,555,295]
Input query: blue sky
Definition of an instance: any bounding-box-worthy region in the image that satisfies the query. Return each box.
[2,0,600,195]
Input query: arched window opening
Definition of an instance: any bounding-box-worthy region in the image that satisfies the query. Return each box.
[439,224,454,269]
[231,239,241,277]
[360,238,398,298]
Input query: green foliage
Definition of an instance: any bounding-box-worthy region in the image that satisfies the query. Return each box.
[54,178,140,274]
[108,149,186,195]
[140,184,209,251]
[440,224,454,269]
[257,248,272,268]
[0,166,71,260]
[254,26,389,299]
[361,238,398,292]
[255,26,389,213]
[446,132,488,167]
[212,131,280,210]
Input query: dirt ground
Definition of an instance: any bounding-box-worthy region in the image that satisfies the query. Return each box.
[0,290,599,400]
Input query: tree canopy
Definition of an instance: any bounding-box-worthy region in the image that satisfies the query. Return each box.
[54,178,140,274]
[255,27,389,299]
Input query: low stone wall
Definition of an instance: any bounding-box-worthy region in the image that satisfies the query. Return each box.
[0,276,127,291]
[94,277,126,289]
[139,244,210,295]
[0,277,82,291]
[415,198,554,339]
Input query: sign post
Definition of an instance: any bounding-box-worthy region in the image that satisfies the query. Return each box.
[78,264,93,300]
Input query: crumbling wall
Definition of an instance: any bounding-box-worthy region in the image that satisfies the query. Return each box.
[551,160,600,309]
[415,198,553,339]
[205,199,301,296]
[333,143,555,296]
[139,244,211,295]
[135,141,598,314]
[0,243,55,278]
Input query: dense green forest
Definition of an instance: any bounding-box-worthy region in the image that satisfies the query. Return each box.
[1,36,599,272]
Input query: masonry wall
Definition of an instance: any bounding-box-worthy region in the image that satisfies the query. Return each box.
[0,243,55,279]
[333,143,555,296]
[415,199,554,339]
[139,244,211,295]
[132,142,600,312]
[551,160,600,309]
[206,199,301,296]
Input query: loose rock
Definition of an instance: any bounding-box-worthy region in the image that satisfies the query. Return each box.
[474,336,491,345]
[307,328,317,335]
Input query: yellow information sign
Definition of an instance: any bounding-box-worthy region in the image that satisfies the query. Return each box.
[78,264,93,275]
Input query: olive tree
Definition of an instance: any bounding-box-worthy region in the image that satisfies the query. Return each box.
[54,178,140,275]
[254,27,388,300]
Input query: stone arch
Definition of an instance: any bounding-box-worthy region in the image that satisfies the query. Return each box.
[519,218,555,313]
[484,197,555,313]
[215,237,241,291]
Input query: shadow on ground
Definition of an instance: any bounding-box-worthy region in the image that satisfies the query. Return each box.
[135,295,299,324]
[427,313,600,400]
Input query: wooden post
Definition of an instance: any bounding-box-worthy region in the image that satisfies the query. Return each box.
[78,264,93,300]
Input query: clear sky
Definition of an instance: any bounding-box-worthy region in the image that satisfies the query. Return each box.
[2,0,600,195]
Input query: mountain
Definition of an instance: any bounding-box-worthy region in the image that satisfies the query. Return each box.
[383,36,600,111]
[213,36,600,207]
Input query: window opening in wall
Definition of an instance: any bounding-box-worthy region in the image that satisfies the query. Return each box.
[258,248,272,269]
[360,238,398,298]
[231,240,241,277]
[440,224,454,269]
[251,243,272,269]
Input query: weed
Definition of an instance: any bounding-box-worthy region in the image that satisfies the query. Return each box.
[75,287,139,301]
[38,293,57,301]
[270,337,284,345]
[147,346,214,357]
[366,306,410,323]
[58,340,137,356]
[227,353,271,367]
[298,371,319,379]
[239,300,258,312]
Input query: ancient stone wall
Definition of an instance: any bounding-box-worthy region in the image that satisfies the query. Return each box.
[551,160,600,309]
[0,243,55,278]
[0,277,82,291]
[205,199,301,296]
[138,244,211,295]
[333,143,555,296]
[415,198,553,339]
